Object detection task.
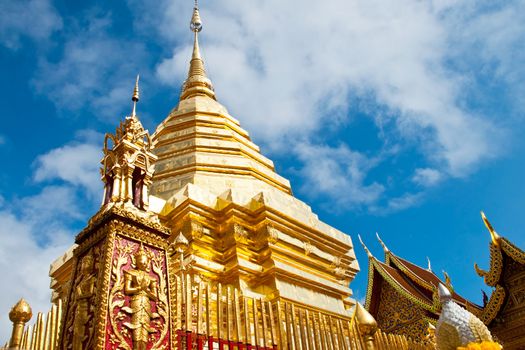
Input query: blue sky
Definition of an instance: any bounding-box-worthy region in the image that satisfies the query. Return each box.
[1,0,525,339]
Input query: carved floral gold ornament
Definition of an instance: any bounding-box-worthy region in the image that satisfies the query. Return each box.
[72,254,97,350]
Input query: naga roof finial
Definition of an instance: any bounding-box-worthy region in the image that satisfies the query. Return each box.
[426,256,432,272]
[375,232,389,253]
[358,234,373,259]
[442,270,453,291]
[480,211,500,246]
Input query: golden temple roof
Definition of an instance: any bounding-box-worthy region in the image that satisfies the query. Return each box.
[360,235,480,321]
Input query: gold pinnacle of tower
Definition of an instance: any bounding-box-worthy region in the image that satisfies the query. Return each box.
[190,0,202,33]
[180,0,215,100]
[131,74,140,117]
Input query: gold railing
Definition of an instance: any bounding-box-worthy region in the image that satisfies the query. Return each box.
[3,274,434,349]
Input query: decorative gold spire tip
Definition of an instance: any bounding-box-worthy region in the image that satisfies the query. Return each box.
[174,232,189,253]
[180,0,215,101]
[190,0,202,33]
[480,211,500,246]
[132,75,140,102]
[131,74,140,117]
[9,299,32,323]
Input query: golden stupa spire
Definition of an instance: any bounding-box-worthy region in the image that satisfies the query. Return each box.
[180,0,216,100]
[131,74,140,117]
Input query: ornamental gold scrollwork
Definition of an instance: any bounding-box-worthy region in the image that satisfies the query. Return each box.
[266,225,279,244]
[501,238,525,265]
[475,243,503,287]
[303,241,314,256]
[376,282,429,341]
[63,246,100,350]
[233,223,248,244]
[108,238,169,350]
[72,254,97,350]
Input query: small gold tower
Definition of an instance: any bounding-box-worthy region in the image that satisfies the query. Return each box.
[58,79,172,350]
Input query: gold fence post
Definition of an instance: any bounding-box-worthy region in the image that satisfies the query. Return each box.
[8,299,33,349]
[355,303,377,350]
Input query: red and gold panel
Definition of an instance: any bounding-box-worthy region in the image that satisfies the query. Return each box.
[105,236,170,350]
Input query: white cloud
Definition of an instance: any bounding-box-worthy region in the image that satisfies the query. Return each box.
[412,168,443,187]
[0,133,104,340]
[450,1,525,112]
[294,143,384,209]
[148,0,523,211]
[0,0,62,49]
[370,192,424,215]
[0,204,72,342]
[155,0,498,174]
[33,138,102,198]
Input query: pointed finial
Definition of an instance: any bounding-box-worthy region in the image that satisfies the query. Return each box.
[180,0,215,100]
[375,232,389,253]
[174,232,189,253]
[358,234,373,258]
[190,0,202,33]
[9,299,32,323]
[426,256,432,272]
[481,211,500,246]
[131,75,140,117]
[355,303,378,337]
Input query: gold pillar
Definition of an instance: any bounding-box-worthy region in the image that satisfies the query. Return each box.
[355,303,377,350]
[8,299,32,349]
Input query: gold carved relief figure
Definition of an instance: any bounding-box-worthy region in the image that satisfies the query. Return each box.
[108,238,169,350]
[72,254,96,350]
[122,243,159,350]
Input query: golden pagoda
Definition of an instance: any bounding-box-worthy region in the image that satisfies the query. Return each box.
[146,4,360,313]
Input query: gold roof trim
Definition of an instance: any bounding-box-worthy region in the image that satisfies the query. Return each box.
[387,253,435,291]
[478,285,506,325]
[474,213,525,286]
[366,258,435,312]
[473,213,525,325]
